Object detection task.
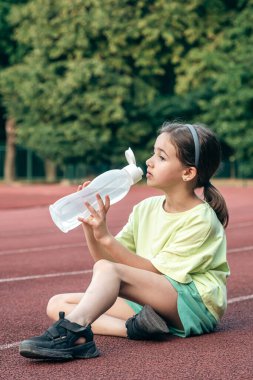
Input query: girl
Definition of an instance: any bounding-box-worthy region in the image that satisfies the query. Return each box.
[19,122,230,360]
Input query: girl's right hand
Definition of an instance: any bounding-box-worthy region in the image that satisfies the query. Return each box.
[79,193,111,244]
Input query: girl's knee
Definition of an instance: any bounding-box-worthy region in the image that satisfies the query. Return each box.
[93,259,116,273]
[46,294,65,319]
[93,260,129,281]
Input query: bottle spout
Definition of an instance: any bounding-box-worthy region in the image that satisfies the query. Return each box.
[125,147,136,165]
[124,148,143,184]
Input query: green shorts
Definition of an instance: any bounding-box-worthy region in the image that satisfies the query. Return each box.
[125,276,218,338]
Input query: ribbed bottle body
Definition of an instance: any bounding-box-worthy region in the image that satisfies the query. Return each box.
[49,169,132,232]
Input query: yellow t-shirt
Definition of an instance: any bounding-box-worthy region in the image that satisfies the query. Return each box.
[116,196,230,321]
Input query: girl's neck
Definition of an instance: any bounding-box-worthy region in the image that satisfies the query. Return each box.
[163,189,202,213]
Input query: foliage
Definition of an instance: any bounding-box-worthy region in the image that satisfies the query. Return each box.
[0,0,28,67]
[0,0,252,175]
[176,0,253,175]
[0,0,28,141]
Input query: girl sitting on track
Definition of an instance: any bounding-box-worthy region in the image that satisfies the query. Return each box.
[19,122,230,361]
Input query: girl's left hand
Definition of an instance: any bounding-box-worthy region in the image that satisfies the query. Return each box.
[78,193,111,243]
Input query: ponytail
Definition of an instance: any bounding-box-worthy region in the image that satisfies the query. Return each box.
[203,182,229,228]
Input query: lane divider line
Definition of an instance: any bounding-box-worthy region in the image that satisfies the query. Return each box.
[0,270,92,283]
[0,244,253,283]
[228,294,253,304]
[0,242,87,256]
[227,246,253,253]
[0,342,20,351]
[0,243,252,257]
[0,293,252,352]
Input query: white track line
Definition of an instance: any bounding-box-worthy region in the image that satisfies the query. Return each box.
[0,270,92,283]
[0,242,87,256]
[227,294,253,304]
[228,245,253,253]
[0,293,252,352]
[1,244,253,283]
[0,342,20,351]
[0,243,252,257]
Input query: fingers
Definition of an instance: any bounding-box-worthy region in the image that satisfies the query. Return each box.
[95,193,105,211]
[82,181,91,188]
[77,193,110,226]
[78,215,93,224]
[84,201,99,218]
[105,195,110,210]
[77,181,91,192]
[82,194,110,219]
[95,193,111,212]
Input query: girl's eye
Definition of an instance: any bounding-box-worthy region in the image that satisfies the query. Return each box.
[151,151,166,161]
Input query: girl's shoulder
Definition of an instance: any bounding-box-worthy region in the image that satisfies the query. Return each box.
[130,196,164,220]
[133,196,164,211]
[180,202,225,240]
[135,197,214,219]
[133,197,223,233]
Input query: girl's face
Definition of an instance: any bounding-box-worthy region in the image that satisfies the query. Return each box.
[146,133,185,190]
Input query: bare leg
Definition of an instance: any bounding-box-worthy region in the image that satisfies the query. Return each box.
[47,295,135,337]
[61,259,183,330]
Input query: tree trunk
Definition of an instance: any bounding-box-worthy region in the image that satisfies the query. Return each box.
[4,118,16,183]
[45,159,57,182]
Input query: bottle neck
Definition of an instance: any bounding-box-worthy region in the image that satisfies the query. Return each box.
[123,164,143,185]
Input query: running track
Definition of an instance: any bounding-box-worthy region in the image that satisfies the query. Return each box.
[0,183,252,380]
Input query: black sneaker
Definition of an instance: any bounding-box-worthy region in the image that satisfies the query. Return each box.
[19,312,100,360]
[126,305,170,340]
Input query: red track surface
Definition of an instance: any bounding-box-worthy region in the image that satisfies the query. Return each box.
[0,183,252,380]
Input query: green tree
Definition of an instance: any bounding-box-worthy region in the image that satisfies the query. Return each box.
[176,0,253,177]
[1,0,252,178]
[0,0,29,182]
[1,0,226,169]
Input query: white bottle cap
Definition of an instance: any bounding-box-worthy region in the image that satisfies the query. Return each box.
[123,148,143,184]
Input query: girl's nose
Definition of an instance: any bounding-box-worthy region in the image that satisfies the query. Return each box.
[146,156,153,167]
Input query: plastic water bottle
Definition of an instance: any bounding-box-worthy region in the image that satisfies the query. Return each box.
[49,148,143,233]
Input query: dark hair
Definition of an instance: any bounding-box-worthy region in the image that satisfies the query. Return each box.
[159,122,229,228]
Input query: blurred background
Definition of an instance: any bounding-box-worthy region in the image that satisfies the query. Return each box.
[0,0,252,183]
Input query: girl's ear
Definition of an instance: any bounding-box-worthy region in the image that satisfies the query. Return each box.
[182,166,198,182]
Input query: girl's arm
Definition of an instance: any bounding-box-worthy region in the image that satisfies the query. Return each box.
[81,222,115,262]
[79,193,160,274]
[99,233,160,273]
[77,182,114,262]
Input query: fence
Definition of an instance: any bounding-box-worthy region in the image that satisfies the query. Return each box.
[0,145,109,181]
[0,144,252,181]
[0,145,46,180]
